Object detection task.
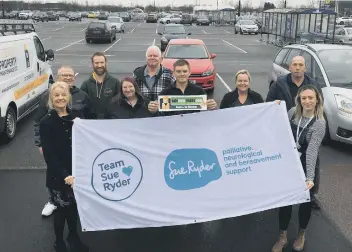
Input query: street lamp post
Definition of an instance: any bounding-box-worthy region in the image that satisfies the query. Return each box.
[2,0,5,18]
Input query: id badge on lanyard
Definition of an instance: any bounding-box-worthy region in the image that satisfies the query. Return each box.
[296,116,313,156]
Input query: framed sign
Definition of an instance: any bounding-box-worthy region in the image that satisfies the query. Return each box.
[158,95,207,111]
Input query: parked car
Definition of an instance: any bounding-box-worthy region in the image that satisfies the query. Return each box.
[8,11,19,19]
[235,19,259,34]
[159,15,171,24]
[85,21,117,43]
[97,12,109,20]
[69,12,82,21]
[47,11,59,21]
[196,16,210,26]
[162,39,216,91]
[336,16,352,25]
[170,14,181,24]
[269,44,352,145]
[327,27,352,45]
[120,12,131,22]
[158,24,191,51]
[146,13,158,23]
[18,10,33,20]
[107,16,125,33]
[32,12,49,22]
[180,14,193,25]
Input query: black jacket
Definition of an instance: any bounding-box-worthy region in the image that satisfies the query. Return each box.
[106,94,153,119]
[266,73,318,111]
[220,88,264,109]
[34,86,92,147]
[39,109,73,190]
[80,72,120,119]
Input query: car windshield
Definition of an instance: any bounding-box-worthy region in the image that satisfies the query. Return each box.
[108,17,121,23]
[318,49,352,89]
[165,45,208,59]
[241,20,255,25]
[164,26,185,34]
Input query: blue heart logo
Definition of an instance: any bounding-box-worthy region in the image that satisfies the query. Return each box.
[122,166,133,177]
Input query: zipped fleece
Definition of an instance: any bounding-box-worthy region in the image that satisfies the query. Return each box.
[80,72,120,119]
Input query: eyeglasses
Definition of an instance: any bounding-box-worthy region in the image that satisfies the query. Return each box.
[58,74,75,78]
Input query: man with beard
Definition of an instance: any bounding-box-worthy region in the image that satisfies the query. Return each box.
[34,65,92,217]
[81,52,120,119]
[133,46,173,101]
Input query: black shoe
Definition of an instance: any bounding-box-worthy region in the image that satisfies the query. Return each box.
[54,241,68,252]
[67,234,90,252]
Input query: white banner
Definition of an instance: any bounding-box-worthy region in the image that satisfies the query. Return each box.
[72,102,309,232]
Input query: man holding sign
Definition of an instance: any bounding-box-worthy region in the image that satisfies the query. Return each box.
[148,59,217,116]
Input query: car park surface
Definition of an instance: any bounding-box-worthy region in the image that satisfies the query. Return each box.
[0,19,351,252]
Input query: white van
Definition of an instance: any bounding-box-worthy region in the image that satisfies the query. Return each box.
[0,21,55,142]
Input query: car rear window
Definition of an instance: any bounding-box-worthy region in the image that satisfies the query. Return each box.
[89,23,105,28]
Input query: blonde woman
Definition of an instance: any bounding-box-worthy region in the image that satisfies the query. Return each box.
[272,85,325,252]
[220,70,263,108]
[39,82,89,252]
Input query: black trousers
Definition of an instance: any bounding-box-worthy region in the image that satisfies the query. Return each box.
[279,201,312,230]
[54,203,78,242]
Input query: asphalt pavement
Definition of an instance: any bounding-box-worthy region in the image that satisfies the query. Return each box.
[0,18,351,252]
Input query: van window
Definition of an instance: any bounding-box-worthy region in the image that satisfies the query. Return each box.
[313,60,326,87]
[33,37,45,61]
[282,49,302,69]
[274,48,289,65]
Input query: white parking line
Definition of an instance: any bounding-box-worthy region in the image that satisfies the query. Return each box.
[137,23,141,26]
[80,27,86,32]
[53,26,65,31]
[152,39,155,45]
[104,38,122,52]
[224,30,231,34]
[55,39,84,52]
[216,73,231,92]
[131,28,135,33]
[222,39,248,54]
[202,30,207,34]
[42,37,52,41]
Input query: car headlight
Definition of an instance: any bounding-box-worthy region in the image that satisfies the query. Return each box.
[202,69,214,76]
[161,37,168,42]
[335,94,352,117]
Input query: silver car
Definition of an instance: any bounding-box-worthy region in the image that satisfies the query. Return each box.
[269,44,352,145]
[107,16,125,33]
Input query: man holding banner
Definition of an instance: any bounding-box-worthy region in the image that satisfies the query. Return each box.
[148,59,217,116]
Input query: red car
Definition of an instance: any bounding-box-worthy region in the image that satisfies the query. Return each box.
[162,39,216,91]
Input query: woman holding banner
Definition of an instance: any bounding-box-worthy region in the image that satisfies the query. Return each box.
[106,77,153,119]
[220,70,264,109]
[40,82,89,252]
[272,85,325,252]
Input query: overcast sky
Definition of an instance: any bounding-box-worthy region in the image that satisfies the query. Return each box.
[35,0,319,8]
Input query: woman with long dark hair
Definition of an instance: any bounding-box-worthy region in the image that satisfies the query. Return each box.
[105,77,153,119]
[40,82,89,252]
[272,85,325,252]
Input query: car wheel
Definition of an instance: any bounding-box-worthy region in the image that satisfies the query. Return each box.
[166,20,170,24]
[122,30,125,33]
[240,29,243,34]
[86,39,90,43]
[339,21,344,25]
[1,107,16,142]
[322,113,331,145]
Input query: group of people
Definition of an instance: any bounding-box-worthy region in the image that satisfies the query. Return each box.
[34,45,325,252]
